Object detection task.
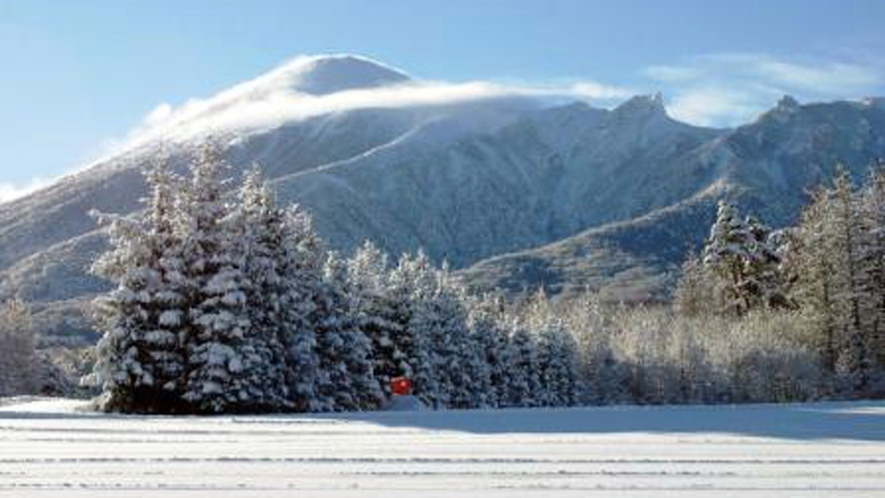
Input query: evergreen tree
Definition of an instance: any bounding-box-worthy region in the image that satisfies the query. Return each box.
[390,252,439,407]
[744,216,791,310]
[177,146,256,413]
[228,167,293,411]
[699,201,789,316]
[314,252,383,411]
[503,319,541,407]
[143,161,189,410]
[703,201,752,315]
[420,264,488,409]
[346,241,405,399]
[536,319,581,407]
[465,294,507,408]
[89,158,188,412]
[276,206,322,412]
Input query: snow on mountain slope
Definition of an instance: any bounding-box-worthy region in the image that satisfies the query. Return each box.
[1,397,884,496]
[461,183,728,300]
[2,54,885,343]
[462,97,885,300]
[276,54,411,95]
[268,98,719,269]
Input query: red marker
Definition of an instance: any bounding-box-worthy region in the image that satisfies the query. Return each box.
[390,377,412,396]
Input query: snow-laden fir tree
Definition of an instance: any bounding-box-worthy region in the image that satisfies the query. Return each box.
[502,318,541,407]
[743,216,791,310]
[701,201,788,316]
[226,167,293,411]
[703,201,755,315]
[0,298,37,396]
[313,251,383,411]
[414,261,489,409]
[89,158,189,412]
[346,241,406,399]
[389,252,439,407]
[177,146,259,414]
[527,292,582,407]
[465,293,508,408]
[275,206,322,412]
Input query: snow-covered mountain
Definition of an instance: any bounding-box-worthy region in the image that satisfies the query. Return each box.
[2,55,885,344]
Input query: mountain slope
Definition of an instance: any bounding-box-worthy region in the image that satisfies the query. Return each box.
[462,97,885,300]
[2,55,885,344]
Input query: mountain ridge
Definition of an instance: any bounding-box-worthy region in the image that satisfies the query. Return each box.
[1,55,884,345]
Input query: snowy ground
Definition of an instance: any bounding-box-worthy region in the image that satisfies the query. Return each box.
[1,398,884,497]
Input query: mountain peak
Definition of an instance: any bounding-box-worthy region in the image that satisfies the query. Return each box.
[613,92,667,119]
[861,96,885,109]
[776,94,800,111]
[273,54,411,95]
[757,95,802,124]
[615,92,666,114]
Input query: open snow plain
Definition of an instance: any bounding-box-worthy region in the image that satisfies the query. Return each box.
[1,398,884,497]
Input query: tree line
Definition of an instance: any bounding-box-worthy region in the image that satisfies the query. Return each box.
[676,165,885,398]
[84,148,582,413]
[36,152,885,412]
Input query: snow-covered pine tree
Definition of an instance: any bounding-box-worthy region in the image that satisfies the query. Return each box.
[346,241,405,399]
[526,291,582,407]
[390,251,440,407]
[465,293,508,408]
[276,205,322,412]
[89,157,188,413]
[313,252,383,411]
[0,298,37,396]
[178,146,256,414]
[227,166,293,411]
[424,263,489,409]
[142,160,189,410]
[502,318,541,408]
[743,216,791,310]
[703,201,754,315]
[701,201,790,316]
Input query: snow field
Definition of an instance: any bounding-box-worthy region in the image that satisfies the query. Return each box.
[1,399,884,497]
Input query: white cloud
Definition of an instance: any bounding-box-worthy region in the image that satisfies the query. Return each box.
[119,55,632,151]
[0,177,53,204]
[645,53,884,127]
[7,52,884,201]
[142,102,174,126]
[567,81,632,100]
[755,60,878,94]
[667,87,776,127]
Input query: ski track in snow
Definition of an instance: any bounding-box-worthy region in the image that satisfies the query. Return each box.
[1,399,884,497]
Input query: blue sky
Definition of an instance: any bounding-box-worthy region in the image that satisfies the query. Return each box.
[1,0,885,200]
